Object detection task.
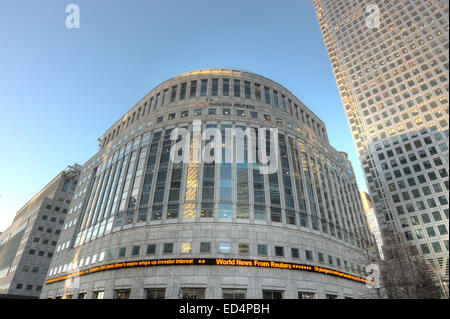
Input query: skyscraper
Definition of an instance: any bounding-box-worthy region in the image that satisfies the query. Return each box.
[313,0,449,289]
[0,165,81,297]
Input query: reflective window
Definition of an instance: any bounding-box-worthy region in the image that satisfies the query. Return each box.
[211,79,218,96]
[181,288,205,299]
[257,244,268,256]
[146,288,165,299]
[239,243,249,254]
[234,79,240,97]
[245,81,251,99]
[200,79,208,97]
[163,243,173,254]
[200,242,211,253]
[264,87,271,104]
[223,79,230,96]
[218,242,231,254]
[180,82,187,100]
[223,289,247,299]
[273,90,279,108]
[170,85,177,102]
[114,289,130,299]
[190,80,197,98]
[263,290,283,299]
[255,83,261,100]
[181,242,192,254]
[162,89,168,106]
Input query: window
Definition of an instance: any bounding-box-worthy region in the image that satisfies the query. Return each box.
[190,81,197,98]
[305,250,313,261]
[234,79,240,97]
[223,79,230,96]
[180,82,187,100]
[114,289,131,299]
[131,245,140,256]
[318,252,324,263]
[163,243,173,254]
[291,248,300,259]
[181,110,189,118]
[211,79,218,96]
[298,292,315,299]
[200,79,208,96]
[154,93,160,110]
[181,288,205,299]
[264,87,271,104]
[239,243,249,255]
[432,242,442,253]
[218,242,231,254]
[254,205,266,221]
[219,203,232,219]
[146,244,156,255]
[146,288,165,299]
[257,244,268,256]
[273,90,279,107]
[275,246,284,257]
[200,242,211,253]
[93,291,104,299]
[223,289,247,299]
[170,85,177,102]
[118,247,126,258]
[244,81,251,98]
[237,109,246,117]
[181,242,192,254]
[326,294,338,299]
[223,108,231,116]
[162,89,168,106]
[255,83,261,100]
[263,290,283,299]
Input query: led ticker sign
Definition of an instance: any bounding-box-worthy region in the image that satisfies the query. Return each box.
[45,258,368,285]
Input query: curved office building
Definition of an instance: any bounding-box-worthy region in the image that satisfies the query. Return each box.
[41,69,375,299]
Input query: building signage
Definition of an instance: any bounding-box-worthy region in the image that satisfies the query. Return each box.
[45,258,368,285]
[208,102,255,110]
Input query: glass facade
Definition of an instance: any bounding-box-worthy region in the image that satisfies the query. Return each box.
[44,69,374,300]
[313,0,449,281]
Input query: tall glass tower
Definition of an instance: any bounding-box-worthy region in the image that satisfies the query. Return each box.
[313,0,449,288]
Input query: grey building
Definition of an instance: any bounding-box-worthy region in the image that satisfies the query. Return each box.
[41,69,375,299]
[0,165,81,297]
[313,0,449,289]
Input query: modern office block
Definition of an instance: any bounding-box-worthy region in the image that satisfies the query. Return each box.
[41,69,375,299]
[313,0,449,288]
[0,165,81,297]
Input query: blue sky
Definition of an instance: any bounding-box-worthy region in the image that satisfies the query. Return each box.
[0,0,367,231]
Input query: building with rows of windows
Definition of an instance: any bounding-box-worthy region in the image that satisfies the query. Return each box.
[40,69,375,299]
[0,165,81,298]
[313,0,449,291]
